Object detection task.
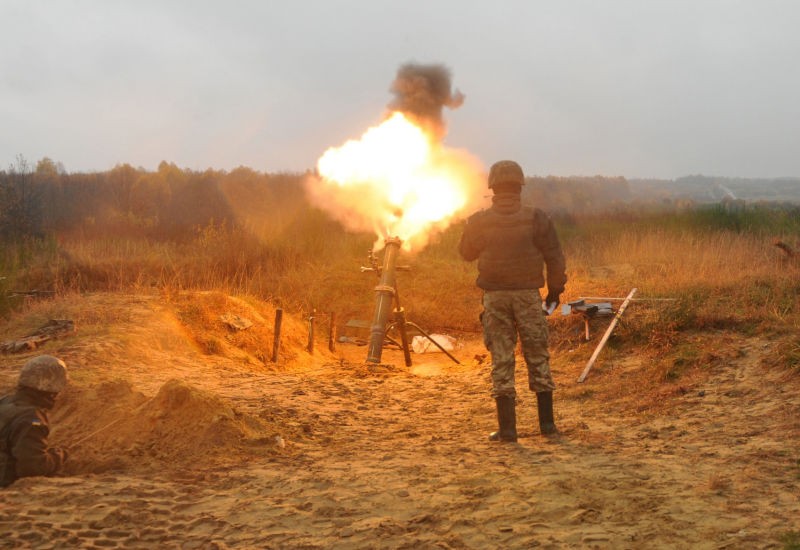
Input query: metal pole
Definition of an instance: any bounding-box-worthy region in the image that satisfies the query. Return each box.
[578,288,637,383]
[394,307,413,367]
[578,296,675,302]
[406,321,461,365]
[271,308,283,362]
[366,237,402,363]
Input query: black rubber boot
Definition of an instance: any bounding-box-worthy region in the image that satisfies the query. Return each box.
[489,395,517,442]
[536,391,557,435]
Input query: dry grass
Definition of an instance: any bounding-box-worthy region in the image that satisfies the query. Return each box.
[762,335,800,377]
[3,206,800,381]
[567,227,798,302]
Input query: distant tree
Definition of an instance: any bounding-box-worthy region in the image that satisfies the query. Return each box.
[107,163,139,214]
[130,172,172,223]
[35,157,65,177]
[0,155,44,238]
[34,157,68,232]
[157,160,187,190]
[161,168,235,237]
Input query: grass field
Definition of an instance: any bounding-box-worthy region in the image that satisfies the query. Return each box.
[3,202,799,389]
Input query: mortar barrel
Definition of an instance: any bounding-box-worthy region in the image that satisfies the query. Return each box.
[366,237,402,363]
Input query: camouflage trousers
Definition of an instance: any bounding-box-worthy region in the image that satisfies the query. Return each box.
[481,289,555,398]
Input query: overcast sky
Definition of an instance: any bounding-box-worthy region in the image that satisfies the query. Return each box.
[2,1,799,179]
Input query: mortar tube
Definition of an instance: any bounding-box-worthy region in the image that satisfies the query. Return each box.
[366,237,402,363]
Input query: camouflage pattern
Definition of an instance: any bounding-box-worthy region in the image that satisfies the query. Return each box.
[481,289,555,398]
[0,388,66,487]
[18,355,68,393]
[459,203,567,293]
[488,160,524,189]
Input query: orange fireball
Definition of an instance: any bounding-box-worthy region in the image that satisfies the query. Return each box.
[309,111,483,251]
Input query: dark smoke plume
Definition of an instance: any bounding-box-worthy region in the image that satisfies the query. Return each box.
[388,63,464,138]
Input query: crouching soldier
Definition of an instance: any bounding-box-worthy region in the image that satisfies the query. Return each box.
[0,355,69,487]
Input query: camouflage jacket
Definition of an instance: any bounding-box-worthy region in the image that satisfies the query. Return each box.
[459,195,567,292]
[0,388,65,487]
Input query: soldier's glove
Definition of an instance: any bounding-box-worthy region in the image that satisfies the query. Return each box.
[544,291,561,315]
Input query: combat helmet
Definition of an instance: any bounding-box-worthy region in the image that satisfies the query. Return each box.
[488,160,524,189]
[18,355,68,393]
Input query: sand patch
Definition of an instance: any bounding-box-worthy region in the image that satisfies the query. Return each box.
[53,378,282,474]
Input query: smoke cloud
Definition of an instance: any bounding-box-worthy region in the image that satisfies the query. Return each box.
[307,62,484,252]
[387,63,465,139]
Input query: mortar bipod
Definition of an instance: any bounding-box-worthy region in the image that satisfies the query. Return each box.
[384,306,461,367]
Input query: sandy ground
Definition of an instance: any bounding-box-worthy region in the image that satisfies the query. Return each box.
[1,292,799,549]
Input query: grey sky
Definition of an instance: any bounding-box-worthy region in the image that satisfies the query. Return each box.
[2,0,799,178]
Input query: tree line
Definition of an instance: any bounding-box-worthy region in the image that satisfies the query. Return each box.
[8,155,791,243]
[0,156,315,242]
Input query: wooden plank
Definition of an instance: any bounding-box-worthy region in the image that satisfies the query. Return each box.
[578,295,675,302]
[577,288,638,383]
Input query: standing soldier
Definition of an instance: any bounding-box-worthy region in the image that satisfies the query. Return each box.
[0,355,69,487]
[459,160,567,442]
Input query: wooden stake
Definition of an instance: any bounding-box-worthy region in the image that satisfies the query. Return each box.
[328,312,337,352]
[271,308,283,362]
[578,288,637,383]
[307,310,315,354]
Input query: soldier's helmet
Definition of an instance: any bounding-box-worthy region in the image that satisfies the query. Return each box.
[488,160,524,189]
[18,355,68,393]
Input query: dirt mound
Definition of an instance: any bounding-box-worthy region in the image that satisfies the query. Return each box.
[54,378,278,474]
[171,291,326,365]
[0,291,343,478]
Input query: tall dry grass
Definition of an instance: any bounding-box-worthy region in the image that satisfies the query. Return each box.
[3,205,799,350]
[568,228,797,314]
[558,218,799,372]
